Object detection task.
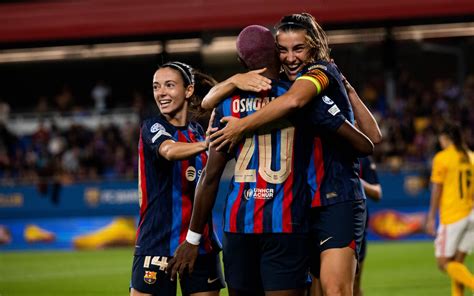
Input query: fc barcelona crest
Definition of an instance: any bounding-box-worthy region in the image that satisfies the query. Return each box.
[144,270,157,284]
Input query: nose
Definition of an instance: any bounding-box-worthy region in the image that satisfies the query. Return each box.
[286,51,296,63]
[155,86,166,97]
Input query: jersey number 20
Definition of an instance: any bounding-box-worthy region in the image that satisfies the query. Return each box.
[234,127,295,184]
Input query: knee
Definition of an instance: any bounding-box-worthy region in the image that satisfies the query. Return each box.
[322,280,352,296]
[436,258,450,272]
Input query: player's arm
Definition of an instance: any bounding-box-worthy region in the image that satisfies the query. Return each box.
[167,146,228,279]
[343,77,382,144]
[426,182,442,236]
[158,140,207,161]
[201,68,272,109]
[426,154,445,236]
[211,76,328,151]
[360,157,382,201]
[157,112,217,161]
[361,180,382,201]
[311,98,373,156]
[334,121,374,156]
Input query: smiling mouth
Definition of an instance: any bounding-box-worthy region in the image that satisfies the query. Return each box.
[285,64,302,75]
[159,99,171,108]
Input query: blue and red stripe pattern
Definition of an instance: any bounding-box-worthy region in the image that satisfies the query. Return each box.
[135,115,216,256]
[299,60,366,207]
[215,80,313,234]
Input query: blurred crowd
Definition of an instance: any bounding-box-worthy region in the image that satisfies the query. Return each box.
[360,71,474,169]
[1,71,473,184]
[0,119,139,185]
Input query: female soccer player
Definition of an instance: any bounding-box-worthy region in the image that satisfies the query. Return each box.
[130,61,224,296]
[426,122,474,296]
[168,24,373,296]
[204,13,382,296]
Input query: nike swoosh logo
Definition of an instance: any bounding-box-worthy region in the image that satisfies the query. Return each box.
[207,277,220,284]
[320,237,333,246]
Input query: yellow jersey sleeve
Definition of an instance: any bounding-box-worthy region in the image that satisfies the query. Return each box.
[431,153,446,184]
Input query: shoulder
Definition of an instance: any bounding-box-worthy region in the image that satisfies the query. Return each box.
[142,116,169,130]
[141,116,174,140]
[433,149,449,164]
[308,60,330,72]
[215,95,237,115]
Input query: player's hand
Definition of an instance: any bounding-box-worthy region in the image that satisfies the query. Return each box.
[205,109,218,148]
[210,116,244,152]
[232,68,272,92]
[425,216,436,236]
[167,241,199,281]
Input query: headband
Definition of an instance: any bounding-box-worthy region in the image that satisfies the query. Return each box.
[276,21,311,32]
[162,62,194,85]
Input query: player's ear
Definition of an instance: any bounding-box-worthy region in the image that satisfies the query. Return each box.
[185,84,194,99]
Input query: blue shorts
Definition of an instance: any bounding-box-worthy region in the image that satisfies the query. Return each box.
[359,209,370,262]
[130,252,224,295]
[309,200,366,277]
[223,232,309,292]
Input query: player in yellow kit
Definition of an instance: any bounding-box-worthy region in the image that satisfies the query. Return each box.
[426,122,474,296]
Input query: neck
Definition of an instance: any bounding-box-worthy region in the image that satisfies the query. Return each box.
[164,107,188,127]
[262,64,279,80]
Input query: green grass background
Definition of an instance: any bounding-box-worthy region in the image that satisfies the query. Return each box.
[1,241,473,295]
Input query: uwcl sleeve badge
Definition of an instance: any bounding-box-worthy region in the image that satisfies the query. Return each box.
[144,270,157,284]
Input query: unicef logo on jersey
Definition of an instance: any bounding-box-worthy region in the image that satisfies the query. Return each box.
[243,188,274,200]
[185,166,197,181]
[322,96,334,105]
[150,123,165,133]
[244,189,254,200]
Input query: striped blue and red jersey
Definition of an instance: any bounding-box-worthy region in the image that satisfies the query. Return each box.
[135,115,217,256]
[214,79,313,234]
[297,61,366,207]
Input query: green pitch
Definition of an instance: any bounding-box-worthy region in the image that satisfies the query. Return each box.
[0,241,473,295]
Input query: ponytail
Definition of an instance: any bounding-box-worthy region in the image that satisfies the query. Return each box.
[188,71,217,127]
[441,122,471,164]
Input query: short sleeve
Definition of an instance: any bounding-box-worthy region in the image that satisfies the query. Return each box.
[430,153,446,184]
[310,95,346,132]
[141,118,174,154]
[360,157,380,184]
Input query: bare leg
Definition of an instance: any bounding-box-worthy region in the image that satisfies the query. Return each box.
[309,275,323,296]
[319,247,357,296]
[353,261,364,296]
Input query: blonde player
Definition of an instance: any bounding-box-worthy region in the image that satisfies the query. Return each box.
[426,122,474,296]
